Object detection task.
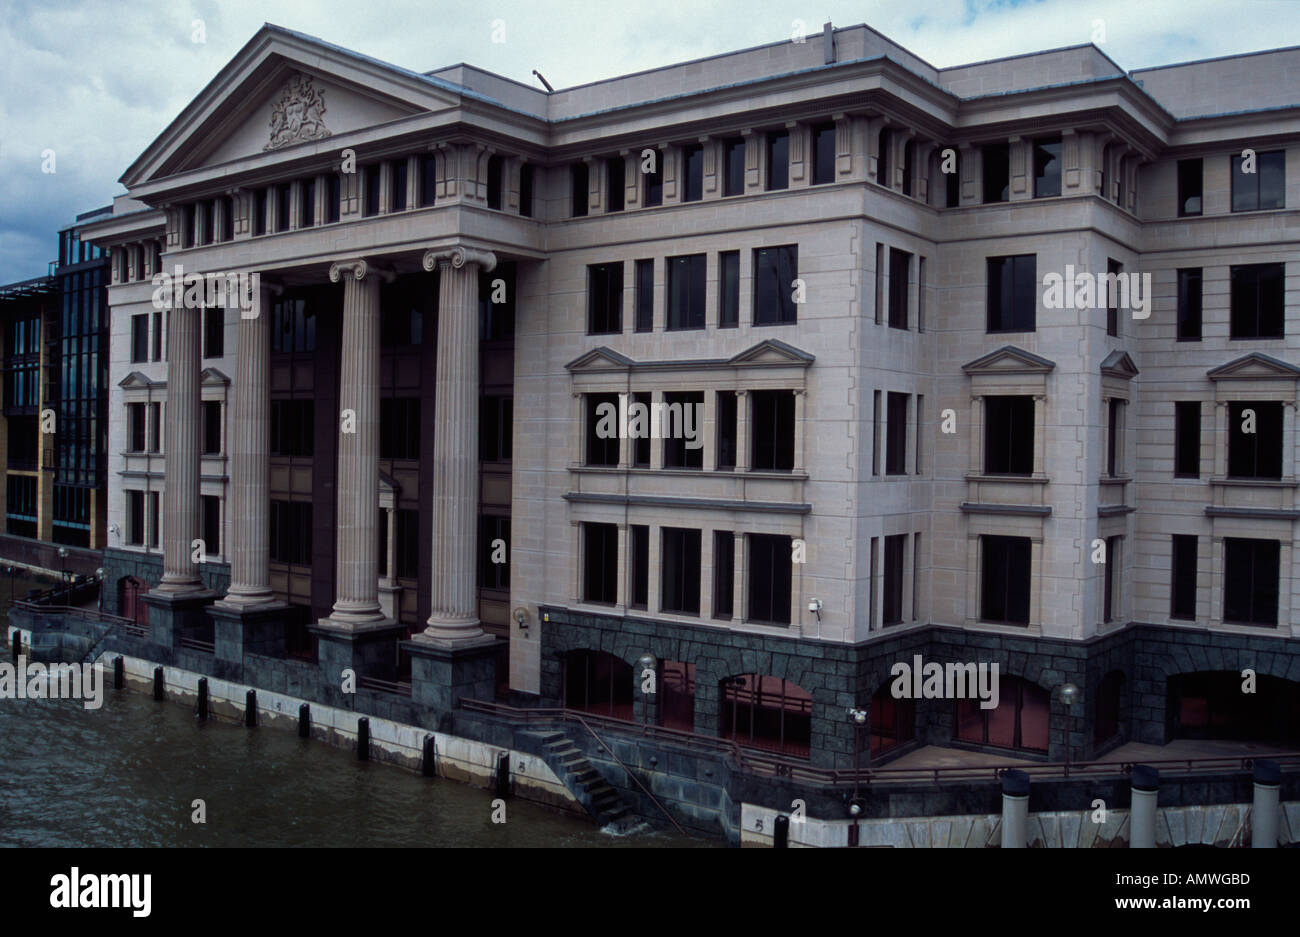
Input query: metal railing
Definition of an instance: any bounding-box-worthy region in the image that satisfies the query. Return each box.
[357,675,412,696]
[177,636,215,653]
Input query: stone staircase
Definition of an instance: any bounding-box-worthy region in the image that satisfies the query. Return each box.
[524,729,635,830]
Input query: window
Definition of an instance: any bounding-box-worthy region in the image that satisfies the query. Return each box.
[419,155,437,208]
[587,262,623,334]
[1223,538,1279,626]
[518,163,534,217]
[662,391,703,469]
[182,204,195,248]
[201,401,221,455]
[721,674,811,758]
[152,311,163,361]
[270,500,312,565]
[984,396,1034,475]
[980,535,1031,625]
[276,182,292,231]
[480,395,512,463]
[955,675,1048,751]
[666,254,706,330]
[812,123,835,185]
[882,533,906,625]
[877,128,890,188]
[1106,259,1122,337]
[582,522,618,604]
[766,131,789,191]
[661,527,701,615]
[723,137,746,196]
[1171,534,1197,620]
[4,475,36,537]
[1103,535,1122,623]
[631,392,651,468]
[713,531,734,619]
[566,650,633,719]
[986,255,1036,332]
[1229,263,1284,338]
[719,251,739,328]
[682,144,703,202]
[603,156,624,213]
[219,197,233,241]
[380,397,421,460]
[378,510,387,577]
[585,393,619,466]
[982,142,1010,203]
[391,159,409,212]
[1106,399,1125,476]
[395,508,419,580]
[1231,149,1284,211]
[888,248,910,329]
[479,515,509,590]
[629,524,648,609]
[945,149,961,207]
[901,140,914,196]
[571,162,589,217]
[1178,158,1203,216]
[125,490,144,545]
[1227,401,1282,479]
[643,149,663,206]
[871,684,915,755]
[659,661,695,732]
[747,533,792,624]
[1033,136,1062,198]
[886,392,909,475]
[750,390,794,472]
[485,154,503,210]
[301,178,316,227]
[716,392,737,470]
[148,491,159,548]
[325,175,340,223]
[479,264,516,342]
[200,495,220,557]
[1174,402,1200,478]
[363,165,380,217]
[127,403,146,452]
[753,245,798,325]
[254,188,268,236]
[1177,268,1202,340]
[148,402,161,453]
[634,259,654,332]
[203,306,223,358]
[271,399,314,457]
[872,390,881,475]
[131,314,149,363]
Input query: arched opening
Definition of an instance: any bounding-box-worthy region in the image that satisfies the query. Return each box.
[1167,671,1300,744]
[1094,670,1125,747]
[117,576,148,627]
[563,650,633,720]
[954,674,1050,753]
[871,682,915,757]
[658,660,695,733]
[720,674,811,758]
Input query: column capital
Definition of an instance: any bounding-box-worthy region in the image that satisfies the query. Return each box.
[421,245,498,274]
[328,258,395,284]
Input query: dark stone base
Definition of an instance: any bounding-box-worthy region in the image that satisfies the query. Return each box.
[404,635,502,716]
[207,600,293,681]
[309,618,406,708]
[141,587,219,655]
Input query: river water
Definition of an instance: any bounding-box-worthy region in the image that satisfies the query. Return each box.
[0,571,711,848]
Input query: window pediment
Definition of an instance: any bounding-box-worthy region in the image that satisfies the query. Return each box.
[1207,352,1300,382]
[962,345,1056,375]
[1099,349,1139,380]
[564,339,815,374]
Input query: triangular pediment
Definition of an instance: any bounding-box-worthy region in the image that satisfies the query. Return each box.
[1207,352,1300,381]
[200,367,231,386]
[962,345,1056,375]
[727,339,815,367]
[122,25,463,186]
[565,347,636,372]
[118,370,160,389]
[1099,349,1139,380]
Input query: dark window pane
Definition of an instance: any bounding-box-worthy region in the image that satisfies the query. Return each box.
[982,142,1010,203]
[634,259,654,332]
[1223,538,1279,625]
[419,155,437,208]
[632,392,651,468]
[643,150,663,206]
[587,262,623,334]
[582,522,618,604]
[753,245,798,325]
[518,163,533,217]
[886,392,908,475]
[986,254,1036,332]
[1174,401,1200,478]
[486,154,503,210]
[719,251,739,328]
[812,123,835,185]
[1177,268,1202,340]
[604,156,624,213]
[667,254,706,330]
[301,178,316,227]
[746,534,792,624]
[1171,534,1197,620]
[750,390,794,472]
[586,393,619,466]
[1230,263,1284,338]
[882,533,906,625]
[981,535,1031,625]
[661,527,701,615]
[766,131,789,191]
[1227,401,1282,479]
[630,525,648,609]
[326,175,340,222]
[723,137,746,196]
[1033,137,1062,198]
[571,162,589,217]
[1178,159,1203,216]
[889,248,910,329]
[713,531,734,618]
[984,396,1034,475]
[716,391,737,470]
[682,144,703,202]
[662,391,703,469]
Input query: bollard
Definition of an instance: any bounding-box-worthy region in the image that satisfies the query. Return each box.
[1252,759,1280,848]
[298,703,310,739]
[774,814,790,848]
[422,734,437,778]
[357,717,370,761]
[196,678,209,721]
[113,656,124,690]
[847,820,859,848]
[1130,765,1159,848]
[1001,769,1030,848]
[244,689,257,728]
[495,751,511,798]
[152,666,164,701]
[11,631,20,664]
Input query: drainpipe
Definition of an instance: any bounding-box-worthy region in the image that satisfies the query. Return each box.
[1252,759,1280,848]
[1000,769,1029,848]
[1130,764,1158,848]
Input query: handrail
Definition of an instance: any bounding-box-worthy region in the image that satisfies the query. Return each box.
[568,713,688,836]
[11,600,134,627]
[357,675,412,696]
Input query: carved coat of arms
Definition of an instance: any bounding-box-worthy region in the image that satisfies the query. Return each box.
[264,73,331,151]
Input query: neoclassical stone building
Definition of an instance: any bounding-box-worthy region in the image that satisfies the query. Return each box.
[82,22,1300,774]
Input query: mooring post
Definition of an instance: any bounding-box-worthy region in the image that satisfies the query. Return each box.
[196,677,209,722]
[495,751,511,798]
[152,666,164,701]
[113,656,124,690]
[244,689,257,728]
[11,631,20,664]
[422,734,437,778]
[1252,759,1280,848]
[298,703,310,739]
[1130,764,1159,848]
[357,717,370,761]
[774,814,790,848]
[1001,769,1030,848]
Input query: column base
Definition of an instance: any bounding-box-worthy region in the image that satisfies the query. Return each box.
[418,614,488,645]
[141,588,219,659]
[403,634,503,714]
[308,617,404,706]
[208,600,292,675]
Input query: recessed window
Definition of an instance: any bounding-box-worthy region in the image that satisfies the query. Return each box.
[1178,159,1203,216]
[389,159,408,212]
[480,395,512,463]
[379,397,421,460]
[956,675,1048,751]
[886,391,909,475]
[151,311,162,361]
[271,399,314,457]
[571,163,589,217]
[631,392,651,468]
[659,662,695,733]
[661,527,702,615]
[945,149,961,207]
[713,531,734,619]
[682,144,703,202]
[721,674,810,757]
[1174,401,1200,478]
[751,390,795,472]
[1231,150,1284,212]
[746,533,792,625]
[1177,268,1202,340]
[629,524,648,609]
[582,522,618,605]
[719,251,739,328]
[1033,136,1062,198]
[363,166,380,218]
[984,396,1034,475]
[182,204,195,248]
[485,154,503,210]
[218,197,233,241]
[130,314,149,364]
[201,495,220,557]
[604,156,624,213]
[277,182,292,231]
[1106,399,1125,476]
[872,683,915,755]
[643,149,663,206]
[1106,259,1122,337]
[889,248,910,329]
[325,175,341,223]
[148,402,161,453]
[419,155,437,208]
[901,140,914,196]
[270,500,312,565]
[882,533,906,625]
[1171,534,1197,620]
[587,262,624,334]
[478,515,509,589]
[254,189,268,236]
[723,137,746,196]
[585,393,619,467]
[1227,401,1282,479]
[125,490,144,545]
[986,254,1037,332]
[148,492,159,548]
[1223,538,1279,626]
[1229,263,1284,338]
[300,178,316,227]
[877,128,890,188]
[127,403,146,452]
[982,142,1010,203]
[1103,535,1122,623]
[980,535,1031,625]
[518,163,533,217]
[753,245,798,325]
[201,401,221,455]
[667,254,706,330]
[716,392,737,470]
[662,391,703,469]
[202,307,223,359]
[812,122,836,186]
[766,130,789,191]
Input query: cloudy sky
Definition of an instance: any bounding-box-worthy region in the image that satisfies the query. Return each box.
[2,0,1298,283]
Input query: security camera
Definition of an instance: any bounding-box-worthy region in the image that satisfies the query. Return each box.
[807,598,823,613]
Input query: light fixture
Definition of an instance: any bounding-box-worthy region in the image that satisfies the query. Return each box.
[808,597,823,623]
[847,707,868,725]
[1060,683,1080,706]
[513,606,529,630]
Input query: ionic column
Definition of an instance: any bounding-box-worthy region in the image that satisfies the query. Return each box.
[326,259,392,625]
[158,299,203,592]
[418,245,497,642]
[220,277,278,607]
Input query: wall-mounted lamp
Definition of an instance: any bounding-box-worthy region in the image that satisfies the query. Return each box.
[807,597,823,623]
[513,606,529,631]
